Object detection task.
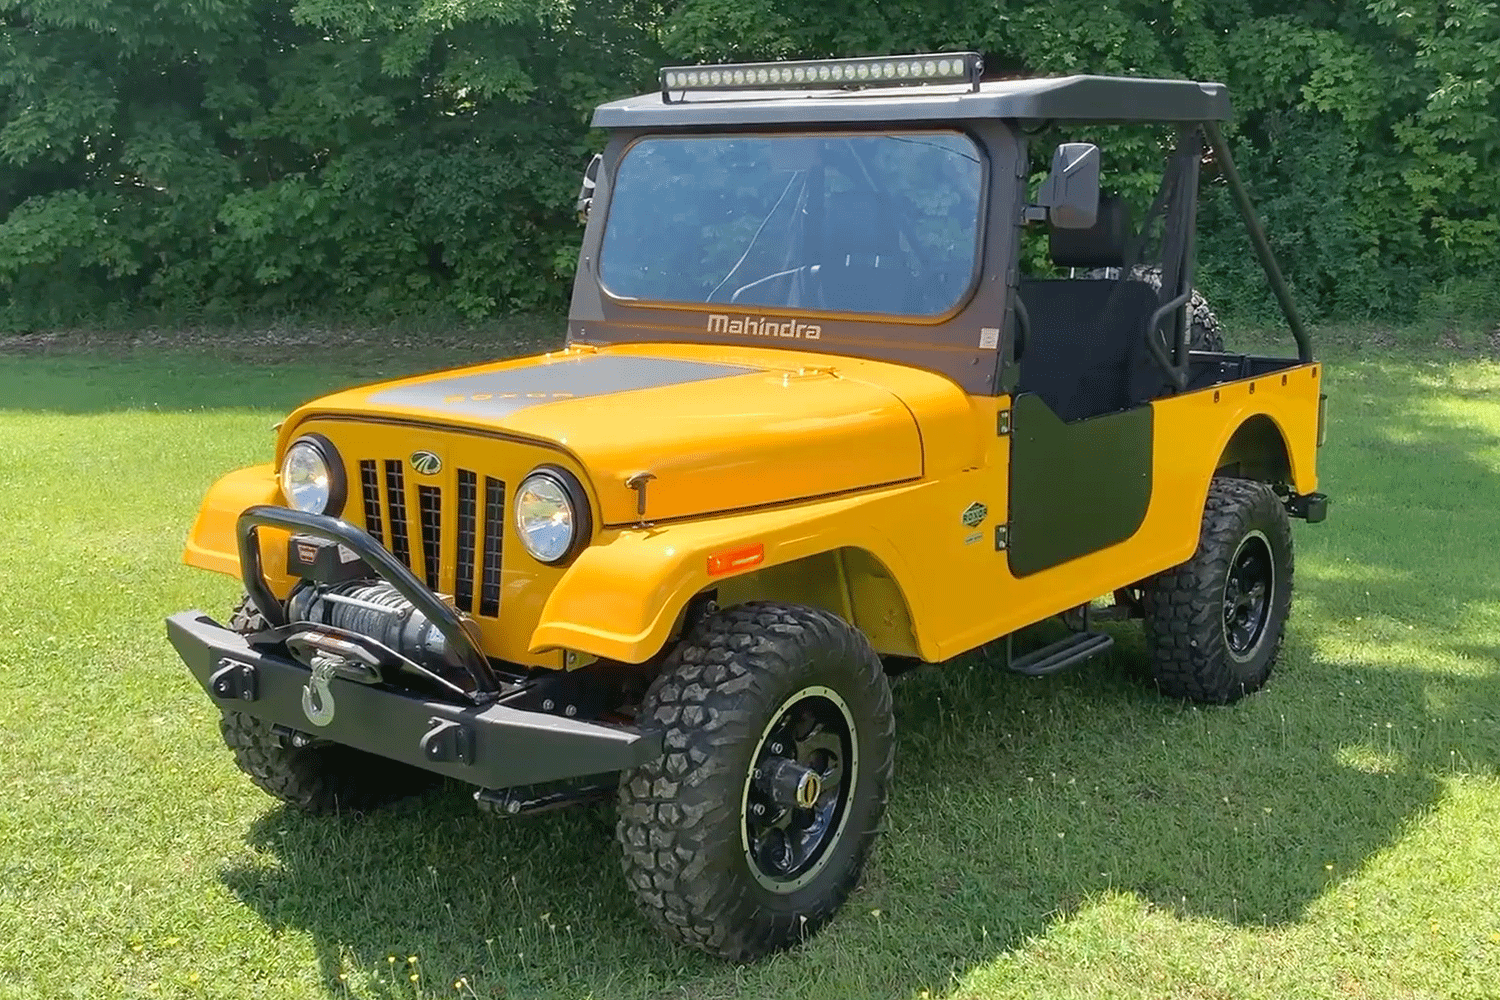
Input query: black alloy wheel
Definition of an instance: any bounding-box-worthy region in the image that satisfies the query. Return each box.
[1223,530,1275,660]
[742,687,857,893]
[616,602,895,961]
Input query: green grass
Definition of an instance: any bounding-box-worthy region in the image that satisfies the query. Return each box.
[3,325,1500,1000]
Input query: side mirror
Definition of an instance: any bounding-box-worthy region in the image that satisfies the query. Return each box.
[575,153,602,223]
[1037,142,1100,229]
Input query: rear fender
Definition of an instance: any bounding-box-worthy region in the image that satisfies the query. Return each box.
[1215,413,1293,487]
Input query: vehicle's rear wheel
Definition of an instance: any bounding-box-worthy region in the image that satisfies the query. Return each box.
[616,602,895,961]
[1139,479,1294,703]
[219,596,437,815]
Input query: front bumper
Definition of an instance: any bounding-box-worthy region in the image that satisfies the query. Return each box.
[169,610,663,789]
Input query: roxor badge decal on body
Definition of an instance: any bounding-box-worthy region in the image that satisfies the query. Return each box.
[410,450,443,475]
[962,502,988,528]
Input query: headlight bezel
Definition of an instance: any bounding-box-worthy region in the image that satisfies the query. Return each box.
[513,465,593,566]
[279,433,347,517]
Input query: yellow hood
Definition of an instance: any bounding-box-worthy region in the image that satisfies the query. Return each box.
[287,344,930,525]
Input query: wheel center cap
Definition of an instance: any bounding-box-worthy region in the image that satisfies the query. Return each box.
[796,771,821,808]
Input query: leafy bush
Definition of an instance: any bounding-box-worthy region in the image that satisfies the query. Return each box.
[1,1,1495,330]
[0,0,663,329]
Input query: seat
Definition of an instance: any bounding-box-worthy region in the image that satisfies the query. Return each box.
[1015,196,1165,422]
[810,190,909,314]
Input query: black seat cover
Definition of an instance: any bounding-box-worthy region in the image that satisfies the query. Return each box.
[813,190,908,314]
[1017,278,1159,422]
[1015,195,1164,422]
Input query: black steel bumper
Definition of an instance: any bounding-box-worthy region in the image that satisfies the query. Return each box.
[167,610,664,789]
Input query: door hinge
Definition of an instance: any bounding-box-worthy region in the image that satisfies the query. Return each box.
[997,409,1012,436]
[994,524,1010,551]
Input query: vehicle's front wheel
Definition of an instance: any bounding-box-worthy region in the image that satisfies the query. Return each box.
[219,596,437,815]
[616,602,895,961]
[1140,479,1294,703]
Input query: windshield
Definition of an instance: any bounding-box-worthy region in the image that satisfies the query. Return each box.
[598,132,985,318]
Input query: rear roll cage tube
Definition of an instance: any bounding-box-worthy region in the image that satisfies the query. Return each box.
[1143,125,1204,391]
[1203,120,1313,364]
[234,505,501,702]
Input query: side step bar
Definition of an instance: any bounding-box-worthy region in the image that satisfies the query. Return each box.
[1007,630,1114,677]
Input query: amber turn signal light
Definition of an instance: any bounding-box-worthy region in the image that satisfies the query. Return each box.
[707,543,765,576]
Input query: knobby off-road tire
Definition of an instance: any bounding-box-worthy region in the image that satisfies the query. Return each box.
[219,597,436,815]
[617,602,895,961]
[1140,479,1294,704]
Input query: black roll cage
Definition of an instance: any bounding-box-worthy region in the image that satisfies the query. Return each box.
[1011,119,1312,397]
[1204,120,1312,362]
[579,67,1313,395]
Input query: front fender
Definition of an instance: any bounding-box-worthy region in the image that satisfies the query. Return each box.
[182,464,294,596]
[529,488,933,664]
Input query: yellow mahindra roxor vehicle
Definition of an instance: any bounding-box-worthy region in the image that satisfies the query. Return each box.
[166,52,1329,961]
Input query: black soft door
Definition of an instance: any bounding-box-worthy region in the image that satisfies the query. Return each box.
[1006,393,1154,577]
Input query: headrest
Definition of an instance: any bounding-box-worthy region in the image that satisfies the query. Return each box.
[1048,194,1132,269]
[823,190,901,262]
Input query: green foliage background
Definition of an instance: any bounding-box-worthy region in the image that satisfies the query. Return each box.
[2,0,1496,331]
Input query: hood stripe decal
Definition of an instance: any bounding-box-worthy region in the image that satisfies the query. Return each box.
[366,355,760,419]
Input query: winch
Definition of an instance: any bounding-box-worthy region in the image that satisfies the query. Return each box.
[286,579,456,672]
[277,532,478,692]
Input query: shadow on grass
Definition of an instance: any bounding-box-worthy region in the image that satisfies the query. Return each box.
[214,631,1495,999]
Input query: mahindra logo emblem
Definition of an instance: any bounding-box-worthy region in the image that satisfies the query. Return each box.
[410,451,442,475]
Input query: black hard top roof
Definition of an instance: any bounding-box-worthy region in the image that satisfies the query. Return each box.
[591,74,1232,130]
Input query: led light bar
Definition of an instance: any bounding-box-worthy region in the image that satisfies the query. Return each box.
[659,51,983,102]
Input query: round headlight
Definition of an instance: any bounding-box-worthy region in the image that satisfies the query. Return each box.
[514,468,591,564]
[279,435,345,515]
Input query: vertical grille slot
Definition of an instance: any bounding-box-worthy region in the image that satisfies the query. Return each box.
[417,485,442,591]
[479,477,505,618]
[383,460,413,570]
[454,470,478,613]
[359,460,384,544]
[359,457,498,615]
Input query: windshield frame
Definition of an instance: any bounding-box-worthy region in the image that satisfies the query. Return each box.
[593,126,992,326]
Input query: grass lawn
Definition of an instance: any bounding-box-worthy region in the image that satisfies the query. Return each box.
[2,324,1499,1000]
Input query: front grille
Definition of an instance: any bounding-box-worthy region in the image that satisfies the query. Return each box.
[454,471,478,613]
[383,460,413,569]
[356,459,504,618]
[417,485,442,591]
[480,477,505,618]
[359,461,383,544]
